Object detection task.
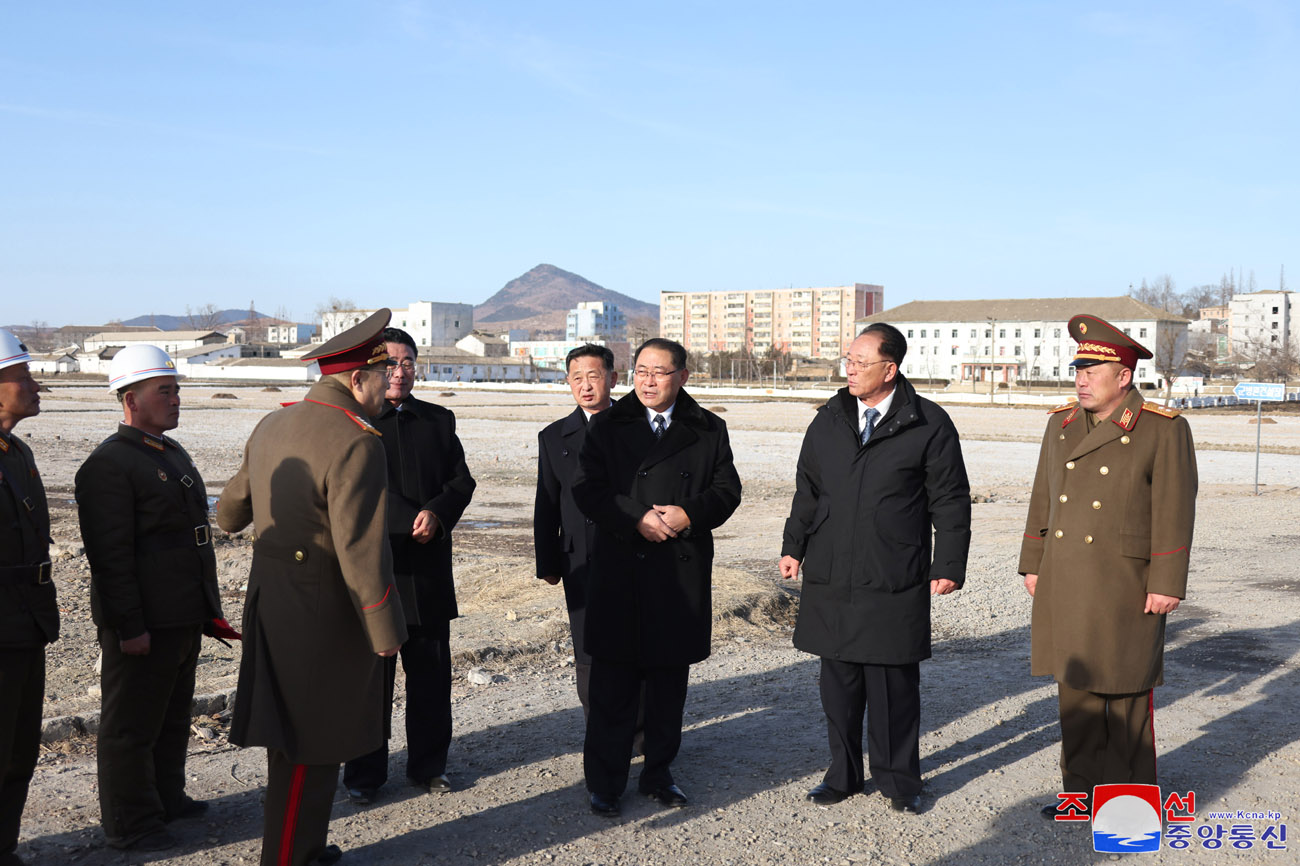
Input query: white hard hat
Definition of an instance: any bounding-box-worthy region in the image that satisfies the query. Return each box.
[0,329,32,373]
[107,344,183,392]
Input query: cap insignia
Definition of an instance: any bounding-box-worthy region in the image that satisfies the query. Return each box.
[1079,322,1088,334]
[157,468,168,482]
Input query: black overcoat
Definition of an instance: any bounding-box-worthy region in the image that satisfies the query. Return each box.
[374,396,476,626]
[0,432,58,649]
[533,407,596,611]
[572,388,741,667]
[782,377,971,665]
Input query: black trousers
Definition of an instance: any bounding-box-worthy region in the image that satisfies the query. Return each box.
[584,660,688,798]
[568,606,593,717]
[343,621,451,790]
[819,658,922,798]
[0,646,44,858]
[97,625,202,844]
[262,749,338,866]
[1057,684,1156,795]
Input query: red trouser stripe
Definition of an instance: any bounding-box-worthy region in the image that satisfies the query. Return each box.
[1148,690,1157,776]
[279,764,308,866]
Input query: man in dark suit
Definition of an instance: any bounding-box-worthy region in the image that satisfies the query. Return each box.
[573,338,742,817]
[344,327,476,804]
[780,323,971,815]
[1,331,58,866]
[534,344,618,716]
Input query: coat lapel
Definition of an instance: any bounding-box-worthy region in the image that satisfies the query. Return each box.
[1067,388,1145,461]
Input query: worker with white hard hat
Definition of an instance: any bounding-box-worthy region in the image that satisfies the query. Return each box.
[74,344,228,852]
[0,329,58,866]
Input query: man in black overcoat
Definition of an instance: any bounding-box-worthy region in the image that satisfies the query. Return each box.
[533,344,619,716]
[344,327,476,803]
[780,323,971,814]
[573,338,742,817]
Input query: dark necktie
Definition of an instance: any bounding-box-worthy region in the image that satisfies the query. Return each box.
[860,407,879,446]
[653,414,666,439]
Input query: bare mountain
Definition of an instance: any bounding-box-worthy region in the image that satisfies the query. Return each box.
[475,264,659,338]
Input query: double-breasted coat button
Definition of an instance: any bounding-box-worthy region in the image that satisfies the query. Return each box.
[561,448,569,456]
[1059,433,1066,440]
[585,517,594,525]
[1099,466,1109,475]
[1054,530,1064,538]
[678,553,691,561]
[680,471,691,478]
[294,550,305,562]
[638,470,648,477]
[1059,494,1068,503]
[1121,435,1131,445]
[1084,535,1094,544]
[1066,461,1076,470]
[635,552,646,560]
[1092,500,1101,509]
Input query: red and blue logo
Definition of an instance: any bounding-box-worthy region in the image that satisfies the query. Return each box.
[1092,784,1163,853]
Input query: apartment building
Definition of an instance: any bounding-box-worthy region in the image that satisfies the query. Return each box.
[858,296,1188,389]
[320,301,473,347]
[1228,290,1295,357]
[659,283,884,359]
[566,301,627,341]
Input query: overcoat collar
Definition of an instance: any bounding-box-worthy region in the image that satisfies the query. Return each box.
[826,374,921,446]
[605,387,706,470]
[560,405,588,438]
[1066,387,1146,461]
[302,376,380,434]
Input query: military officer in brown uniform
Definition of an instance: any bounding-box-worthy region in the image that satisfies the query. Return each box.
[76,344,225,852]
[0,331,58,866]
[218,310,406,866]
[1019,315,1197,818]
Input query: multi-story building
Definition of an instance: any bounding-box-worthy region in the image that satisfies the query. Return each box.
[320,301,473,347]
[266,323,318,345]
[1228,290,1295,358]
[858,297,1188,390]
[566,301,627,341]
[508,339,631,373]
[659,283,884,360]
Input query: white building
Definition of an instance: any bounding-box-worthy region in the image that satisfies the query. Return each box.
[567,301,627,341]
[266,323,318,345]
[321,301,473,347]
[858,297,1189,390]
[1228,290,1295,358]
[82,330,228,354]
[455,331,509,357]
[508,339,632,372]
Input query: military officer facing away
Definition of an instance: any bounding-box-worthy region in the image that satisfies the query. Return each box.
[0,331,58,866]
[1019,314,1197,819]
[76,345,224,852]
[218,310,406,866]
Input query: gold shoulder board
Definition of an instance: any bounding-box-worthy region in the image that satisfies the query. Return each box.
[1142,401,1181,419]
[1048,401,1078,414]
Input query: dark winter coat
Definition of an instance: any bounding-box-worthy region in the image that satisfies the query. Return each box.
[572,388,742,667]
[217,377,407,765]
[534,407,597,611]
[0,432,58,649]
[374,396,475,627]
[783,377,971,665]
[76,424,222,640]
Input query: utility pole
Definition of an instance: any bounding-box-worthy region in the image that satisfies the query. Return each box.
[988,317,997,403]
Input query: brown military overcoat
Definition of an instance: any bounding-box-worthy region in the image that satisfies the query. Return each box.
[1018,386,1196,694]
[217,376,406,765]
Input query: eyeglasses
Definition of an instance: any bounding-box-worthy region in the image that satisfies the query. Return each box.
[633,367,681,381]
[386,360,417,377]
[840,357,893,372]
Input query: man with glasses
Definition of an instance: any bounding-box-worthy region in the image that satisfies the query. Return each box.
[780,323,970,814]
[573,338,742,817]
[534,343,620,719]
[343,327,476,805]
[0,330,58,866]
[218,310,406,866]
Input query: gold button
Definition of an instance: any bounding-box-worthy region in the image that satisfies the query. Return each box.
[1059,495,1068,503]
[1100,466,1109,475]
[1066,461,1076,469]
[294,550,305,562]
[1092,500,1101,509]
[1054,530,1064,538]
[1059,433,1066,440]
[1084,535,1094,544]
[1121,435,1131,445]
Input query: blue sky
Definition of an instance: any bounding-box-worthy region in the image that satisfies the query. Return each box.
[3,1,1296,326]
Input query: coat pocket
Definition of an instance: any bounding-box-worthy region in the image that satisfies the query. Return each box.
[801,499,834,584]
[1120,532,1151,561]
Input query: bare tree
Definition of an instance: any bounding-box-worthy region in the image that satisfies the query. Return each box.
[185,303,225,331]
[1153,323,1191,405]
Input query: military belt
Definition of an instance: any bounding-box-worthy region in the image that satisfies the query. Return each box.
[136,525,212,555]
[0,560,53,586]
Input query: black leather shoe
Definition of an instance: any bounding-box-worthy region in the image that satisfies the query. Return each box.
[109,828,177,851]
[1,852,29,866]
[589,792,621,817]
[164,796,209,822]
[889,794,922,814]
[311,844,343,865]
[806,783,851,805]
[642,784,689,808]
[346,787,376,806]
[409,774,453,794]
[1041,802,1089,822]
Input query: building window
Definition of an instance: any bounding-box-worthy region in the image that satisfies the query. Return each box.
[971,329,977,338]
[999,329,1006,338]
[1273,306,1280,314]
[1139,328,1147,338]
[951,329,958,338]
[907,329,914,338]
[1034,328,1041,338]
[985,329,991,338]
[1052,367,1059,377]
[1014,328,1021,338]
[1054,328,1061,337]
[1014,345,1022,355]
[951,347,957,355]
[951,366,957,375]
[920,329,927,338]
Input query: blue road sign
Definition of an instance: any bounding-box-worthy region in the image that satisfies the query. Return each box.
[1233,382,1285,401]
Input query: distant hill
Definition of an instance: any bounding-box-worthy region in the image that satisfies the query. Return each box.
[121,309,269,330]
[475,264,658,338]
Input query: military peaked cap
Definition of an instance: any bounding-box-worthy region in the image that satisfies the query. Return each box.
[303,309,393,374]
[1068,314,1153,371]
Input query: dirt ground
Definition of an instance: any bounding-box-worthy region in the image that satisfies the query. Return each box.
[12,382,1300,865]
